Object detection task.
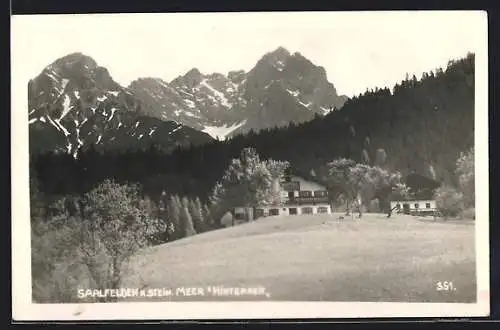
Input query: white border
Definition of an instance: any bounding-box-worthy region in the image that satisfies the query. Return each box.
[11,11,489,320]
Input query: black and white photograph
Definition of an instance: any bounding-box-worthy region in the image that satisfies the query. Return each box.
[11,11,489,320]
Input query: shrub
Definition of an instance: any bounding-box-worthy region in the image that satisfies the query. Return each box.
[367,198,380,213]
[435,186,464,218]
[31,216,90,303]
[461,207,475,220]
[456,148,474,208]
[32,180,162,303]
[220,211,233,227]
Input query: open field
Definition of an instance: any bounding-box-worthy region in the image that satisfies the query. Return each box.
[121,213,476,302]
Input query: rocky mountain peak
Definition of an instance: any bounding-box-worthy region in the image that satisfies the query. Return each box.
[253,46,292,73]
[172,68,204,88]
[268,46,291,62]
[29,47,348,155]
[228,70,246,84]
[28,53,214,157]
[129,47,347,139]
[48,52,99,74]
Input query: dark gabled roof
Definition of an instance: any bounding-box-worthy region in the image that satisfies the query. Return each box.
[404,173,441,191]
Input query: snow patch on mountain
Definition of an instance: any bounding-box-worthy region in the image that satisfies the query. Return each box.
[54,118,71,136]
[274,60,285,71]
[180,90,193,97]
[109,108,118,121]
[61,79,69,90]
[169,125,183,135]
[76,126,84,147]
[298,100,312,109]
[60,94,73,119]
[202,120,247,140]
[157,80,170,89]
[46,71,59,83]
[200,79,232,108]
[320,106,333,114]
[184,99,196,109]
[47,116,60,131]
[184,111,199,118]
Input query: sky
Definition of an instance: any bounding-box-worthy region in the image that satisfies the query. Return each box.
[12,11,485,97]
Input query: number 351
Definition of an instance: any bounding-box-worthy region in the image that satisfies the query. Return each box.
[436,281,456,292]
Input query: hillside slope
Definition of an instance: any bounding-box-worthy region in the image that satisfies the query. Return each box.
[122,214,475,302]
[170,53,475,188]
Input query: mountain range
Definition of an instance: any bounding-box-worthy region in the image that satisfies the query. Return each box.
[30,53,474,202]
[28,47,347,156]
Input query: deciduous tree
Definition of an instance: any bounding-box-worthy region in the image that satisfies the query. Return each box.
[456,147,474,207]
[79,180,161,301]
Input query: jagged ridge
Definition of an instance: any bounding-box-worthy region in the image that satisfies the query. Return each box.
[28,53,214,157]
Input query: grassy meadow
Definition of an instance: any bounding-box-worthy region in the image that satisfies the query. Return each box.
[121,213,476,303]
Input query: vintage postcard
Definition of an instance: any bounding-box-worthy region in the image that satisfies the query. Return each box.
[11,11,489,320]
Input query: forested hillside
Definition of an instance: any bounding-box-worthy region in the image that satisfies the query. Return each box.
[30,53,475,303]
[31,53,474,204]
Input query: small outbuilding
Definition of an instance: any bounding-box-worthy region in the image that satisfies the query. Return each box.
[390,199,437,216]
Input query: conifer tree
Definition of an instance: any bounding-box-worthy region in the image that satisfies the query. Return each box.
[188,197,205,233]
[194,197,206,231]
[203,204,214,229]
[361,149,370,165]
[167,195,181,239]
[180,196,196,237]
[375,148,387,167]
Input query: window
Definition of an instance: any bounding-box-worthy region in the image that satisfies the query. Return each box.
[317,206,329,213]
[269,208,280,216]
[289,208,298,215]
[314,190,327,197]
[302,207,313,214]
[414,203,419,209]
[234,213,245,220]
[299,190,312,197]
[426,203,431,209]
[288,191,294,199]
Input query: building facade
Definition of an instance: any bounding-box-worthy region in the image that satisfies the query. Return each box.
[233,176,332,221]
[390,199,437,216]
[253,203,332,218]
